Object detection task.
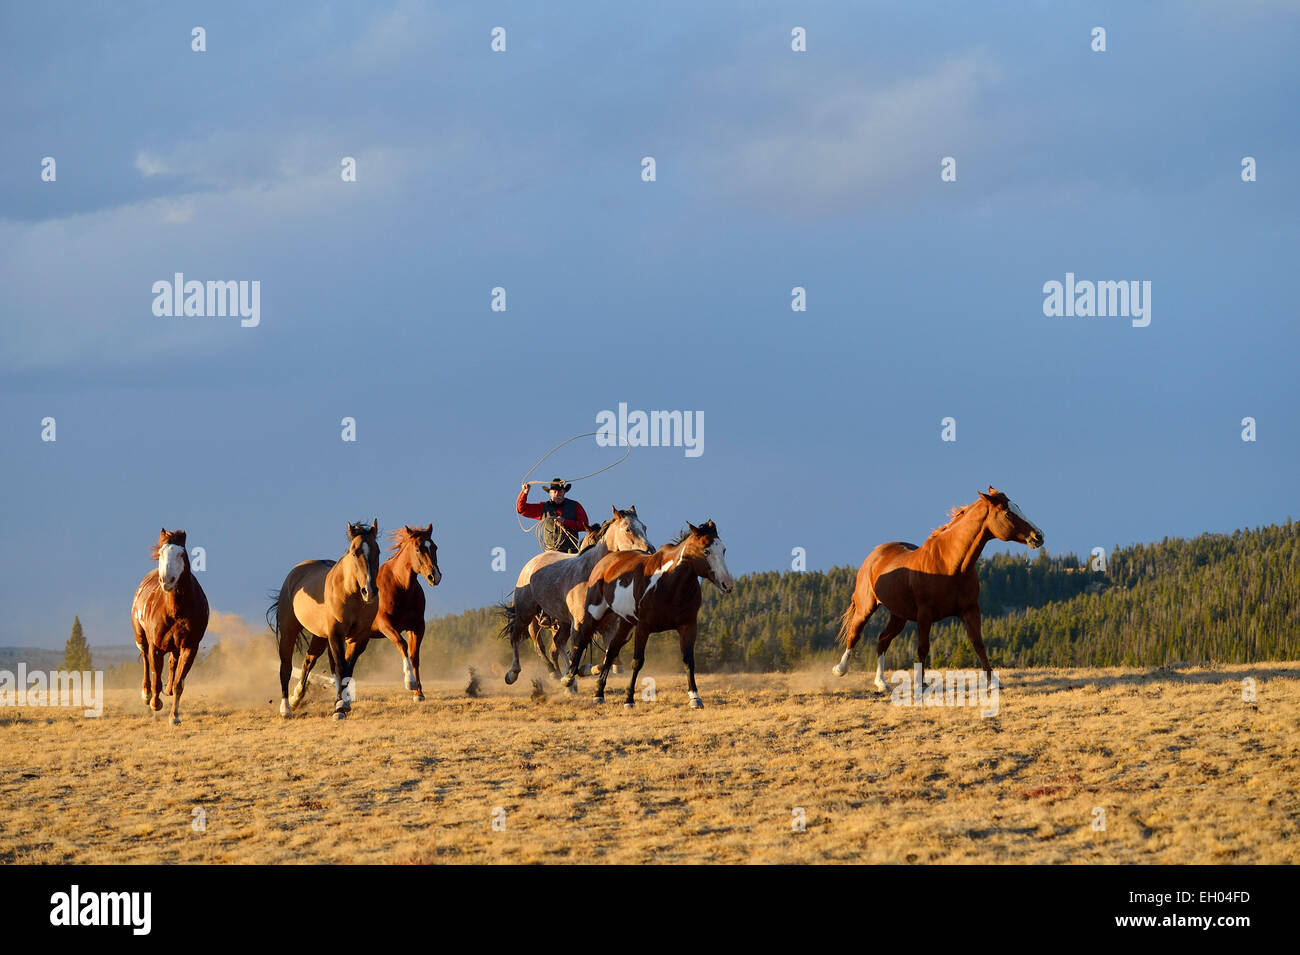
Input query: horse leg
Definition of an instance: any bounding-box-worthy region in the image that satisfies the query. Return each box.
[148,646,165,711]
[327,631,350,719]
[277,603,303,718]
[834,590,880,676]
[551,622,578,695]
[622,624,651,708]
[375,619,416,693]
[406,629,424,701]
[136,634,150,706]
[563,606,602,687]
[290,636,328,708]
[165,653,178,696]
[915,610,933,689]
[334,636,367,719]
[593,619,633,704]
[873,613,908,691]
[169,644,199,726]
[679,619,704,709]
[961,607,995,687]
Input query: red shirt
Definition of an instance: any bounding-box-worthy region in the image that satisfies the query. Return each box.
[517,488,589,531]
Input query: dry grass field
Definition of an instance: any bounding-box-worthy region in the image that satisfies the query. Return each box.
[2,655,1298,864]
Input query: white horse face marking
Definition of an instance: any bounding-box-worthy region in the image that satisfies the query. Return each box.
[157,543,185,592]
[705,539,734,593]
[610,581,638,621]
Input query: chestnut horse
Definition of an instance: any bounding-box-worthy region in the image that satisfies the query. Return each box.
[289,524,442,704]
[500,506,651,687]
[271,520,380,719]
[564,520,734,708]
[832,487,1044,689]
[131,528,210,725]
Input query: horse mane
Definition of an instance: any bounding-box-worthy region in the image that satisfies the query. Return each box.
[668,522,717,546]
[389,526,426,553]
[150,529,186,560]
[927,491,1006,540]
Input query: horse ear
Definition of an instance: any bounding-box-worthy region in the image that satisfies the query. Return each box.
[423,523,433,535]
[687,521,700,536]
[978,490,992,502]
[611,505,619,518]
[346,522,354,541]
[371,518,379,534]
[630,505,637,514]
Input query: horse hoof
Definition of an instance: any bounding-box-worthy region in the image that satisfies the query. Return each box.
[170,716,181,726]
[150,700,163,712]
[548,670,561,681]
[587,665,601,677]
[414,693,425,702]
[688,694,704,709]
[333,709,348,720]
[593,695,605,705]
[279,700,292,718]
[623,702,634,710]
[832,665,846,677]
[560,675,574,688]
[504,670,519,686]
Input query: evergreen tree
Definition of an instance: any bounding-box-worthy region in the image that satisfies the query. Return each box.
[63,616,93,671]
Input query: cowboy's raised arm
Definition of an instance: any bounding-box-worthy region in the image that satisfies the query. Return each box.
[517,485,544,519]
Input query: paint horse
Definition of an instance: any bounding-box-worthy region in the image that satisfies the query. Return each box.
[131,528,210,725]
[500,506,651,686]
[272,520,381,719]
[564,520,734,709]
[832,487,1044,689]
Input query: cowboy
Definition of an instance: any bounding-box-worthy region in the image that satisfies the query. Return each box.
[517,478,590,553]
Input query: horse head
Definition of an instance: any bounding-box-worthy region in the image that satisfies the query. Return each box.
[395,523,442,587]
[606,505,652,554]
[152,528,189,593]
[345,519,381,602]
[979,487,1044,549]
[680,520,734,594]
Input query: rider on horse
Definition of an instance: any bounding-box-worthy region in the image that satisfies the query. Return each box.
[517,478,590,553]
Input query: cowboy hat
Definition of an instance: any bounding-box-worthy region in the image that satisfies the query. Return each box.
[545,477,572,492]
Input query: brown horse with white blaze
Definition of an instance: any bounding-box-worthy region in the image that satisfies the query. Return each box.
[131,528,210,725]
[564,520,734,708]
[832,487,1044,690]
[370,524,441,700]
[272,520,381,719]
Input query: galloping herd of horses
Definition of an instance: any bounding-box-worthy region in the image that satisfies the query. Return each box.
[128,487,1044,724]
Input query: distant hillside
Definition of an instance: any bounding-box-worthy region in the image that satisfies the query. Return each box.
[424,520,1300,671]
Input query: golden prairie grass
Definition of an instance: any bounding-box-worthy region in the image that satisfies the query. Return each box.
[1,655,1297,864]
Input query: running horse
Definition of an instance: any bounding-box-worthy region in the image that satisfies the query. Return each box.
[371,524,441,701]
[286,524,441,706]
[832,487,1044,689]
[131,528,210,725]
[564,520,734,708]
[271,520,381,719]
[499,506,651,687]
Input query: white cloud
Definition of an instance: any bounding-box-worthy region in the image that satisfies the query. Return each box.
[693,52,1005,216]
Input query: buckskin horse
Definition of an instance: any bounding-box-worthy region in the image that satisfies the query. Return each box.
[131,528,210,725]
[832,487,1044,690]
[271,520,381,719]
[287,524,442,706]
[499,506,651,687]
[564,520,734,708]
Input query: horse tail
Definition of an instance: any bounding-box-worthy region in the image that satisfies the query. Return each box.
[496,599,516,641]
[835,603,855,647]
[265,592,280,641]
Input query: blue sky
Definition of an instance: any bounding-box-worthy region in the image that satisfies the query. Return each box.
[2,1,1297,648]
